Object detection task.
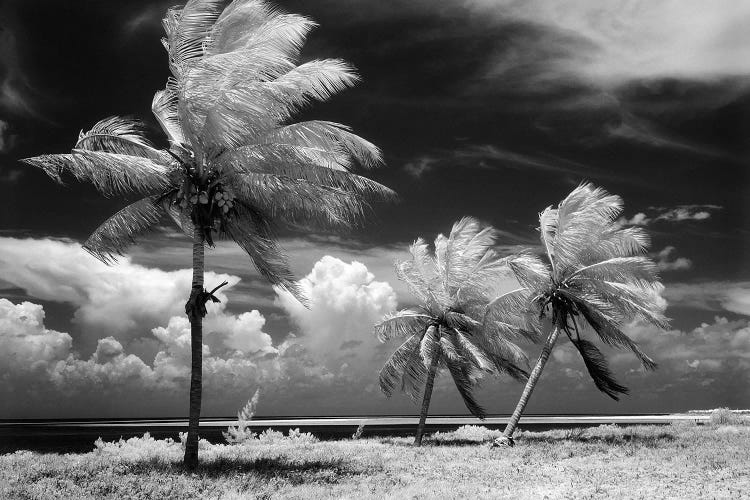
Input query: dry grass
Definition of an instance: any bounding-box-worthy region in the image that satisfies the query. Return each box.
[2,423,749,499]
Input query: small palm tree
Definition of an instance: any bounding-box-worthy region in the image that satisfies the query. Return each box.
[376,217,538,446]
[494,183,667,446]
[22,0,392,467]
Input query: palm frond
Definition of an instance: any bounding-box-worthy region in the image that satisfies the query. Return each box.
[419,325,441,368]
[189,58,359,150]
[575,301,658,370]
[445,359,487,419]
[575,226,650,265]
[439,334,463,363]
[379,333,426,401]
[552,183,625,271]
[220,143,394,199]
[165,0,224,77]
[395,240,446,309]
[20,153,72,184]
[21,151,172,196]
[262,59,359,107]
[152,80,187,146]
[208,7,314,59]
[444,311,482,333]
[538,206,558,270]
[443,217,501,293]
[576,280,668,331]
[453,330,494,372]
[222,202,303,302]
[570,337,629,400]
[484,288,530,323]
[227,171,370,229]
[568,256,659,285]
[84,196,165,264]
[75,116,168,162]
[375,310,432,342]
[257,121,383,169]
[506,252,551,292]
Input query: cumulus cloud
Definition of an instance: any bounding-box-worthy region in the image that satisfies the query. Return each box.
[0,295,330,416]
[626,317,750,378]
[542,313,750,408]
[624,213,650,226]
[0,252,405,417]
[128,232,412,307]
[0,237,238,346]
[623,205,721,226]
[275,256,397,371]
[653,246,692,272]
[0,299,71,372]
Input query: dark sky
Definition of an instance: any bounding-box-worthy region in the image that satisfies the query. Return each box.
[1,0,749,418]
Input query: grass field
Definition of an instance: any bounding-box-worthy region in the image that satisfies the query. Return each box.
[2,420,749,499]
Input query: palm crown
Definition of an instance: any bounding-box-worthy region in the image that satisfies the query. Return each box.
[376,217,538,419]
[510,183,666,398]
[22,0,393,296]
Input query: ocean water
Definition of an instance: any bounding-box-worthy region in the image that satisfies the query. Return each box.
[0,414,697,453]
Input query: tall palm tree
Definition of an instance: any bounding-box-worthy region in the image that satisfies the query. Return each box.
[494,183,667,446]
[22,0,393,467]
[376,217,538,445]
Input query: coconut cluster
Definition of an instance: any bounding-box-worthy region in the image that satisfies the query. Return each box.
[175,182,235,215]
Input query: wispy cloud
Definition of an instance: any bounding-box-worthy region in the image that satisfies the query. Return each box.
[605,112,732,159]
[0,20,40,119]
[467,0,750,84]
[401,144,607,181]
[403,156,437,178]
[0,119,17,154]
[122,4,166,37]
[664,281,750,316]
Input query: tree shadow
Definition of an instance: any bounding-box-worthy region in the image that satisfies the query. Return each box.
[376,436,495,447]
[130,456,364,483]
[425,439,495,447]
[520,432,676,448]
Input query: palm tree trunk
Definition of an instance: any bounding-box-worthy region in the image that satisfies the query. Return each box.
[183,226,204,468]
[414,352,440,446]
[496,326,561,446]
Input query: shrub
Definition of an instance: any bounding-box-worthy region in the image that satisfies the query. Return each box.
[286,428,318,444]
[710,408,742,426]
[432,425,502,443]
[93,433,182,462]
[256,428,318,444]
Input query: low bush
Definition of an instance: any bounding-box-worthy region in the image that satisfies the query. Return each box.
[431,425,502,443]
[709,408,745,426]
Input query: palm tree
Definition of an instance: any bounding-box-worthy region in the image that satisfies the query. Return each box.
[494,183,667,446]
[376,217,538,445]
[22,0,393,467]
